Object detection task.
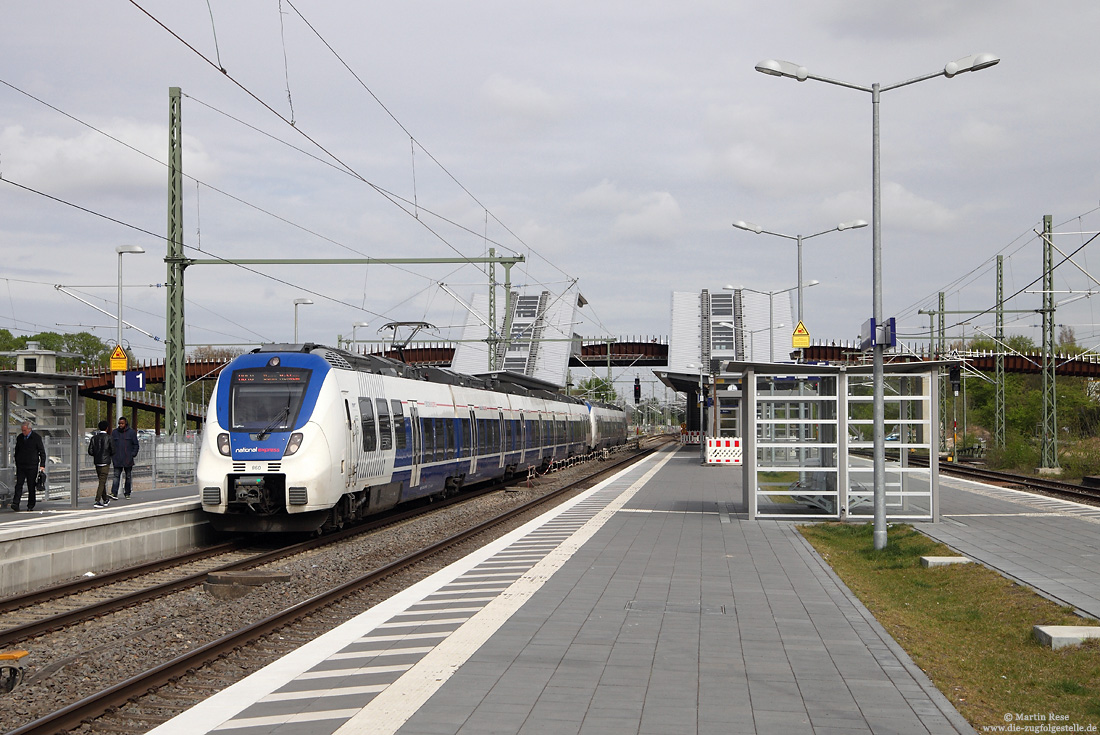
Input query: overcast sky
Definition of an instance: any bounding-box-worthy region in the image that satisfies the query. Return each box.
[4,2,1100,388]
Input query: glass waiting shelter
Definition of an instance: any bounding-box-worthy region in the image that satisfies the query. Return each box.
[723,360,943,522]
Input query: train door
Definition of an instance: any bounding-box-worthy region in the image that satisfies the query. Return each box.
[468,409,477,475]
[344,397,360,489]
[519,413,526,465]
[409,403,421,487]
[497,411,505,468]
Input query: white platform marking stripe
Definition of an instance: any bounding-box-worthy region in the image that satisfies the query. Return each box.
[298,663,413,679]
[217,709,364,730]
[329,646,435,660]
[334,448,676,735]
[399,606,484,615]
[375,616,471,628]
[260,683,388,701]
[350,631,447,644]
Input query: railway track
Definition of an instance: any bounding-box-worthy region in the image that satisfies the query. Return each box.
[905,454,1100,505]
[0,474,522,649]
[5,439,667,735]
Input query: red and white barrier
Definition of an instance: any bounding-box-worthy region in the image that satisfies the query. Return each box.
[705,437,742,465]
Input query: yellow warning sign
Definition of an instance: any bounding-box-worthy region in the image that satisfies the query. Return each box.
[110,345,128,372]
[792,321,811,349]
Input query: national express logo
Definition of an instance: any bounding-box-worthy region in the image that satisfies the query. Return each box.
[235,447,282,454]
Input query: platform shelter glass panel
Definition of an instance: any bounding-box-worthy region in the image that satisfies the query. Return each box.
[846,373,934,520]
[754,374,841,518]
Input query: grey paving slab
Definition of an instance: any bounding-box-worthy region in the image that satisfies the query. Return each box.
[916,475,1100,619]
[398,448,974,735]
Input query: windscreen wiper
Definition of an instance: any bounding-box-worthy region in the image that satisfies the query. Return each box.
[256,405,291,441]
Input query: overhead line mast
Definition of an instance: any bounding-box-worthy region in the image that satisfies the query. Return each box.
[165,86,186,436]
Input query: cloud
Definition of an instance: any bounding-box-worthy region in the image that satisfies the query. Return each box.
[949,118,1012,155]
[821,182,960,233]
[481,74,568,124]
[0,120,217,198]
[573,180,682,241]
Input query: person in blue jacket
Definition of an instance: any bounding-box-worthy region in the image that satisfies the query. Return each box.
[109,417,140,499]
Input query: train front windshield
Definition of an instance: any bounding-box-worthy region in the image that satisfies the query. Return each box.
[229,368,311,432]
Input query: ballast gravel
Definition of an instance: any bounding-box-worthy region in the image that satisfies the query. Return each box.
[1,453,638,734]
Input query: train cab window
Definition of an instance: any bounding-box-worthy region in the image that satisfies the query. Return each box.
[358,398,377,452]
[391,400,407,450]
[376,399,392,451]
[229,367,310,433]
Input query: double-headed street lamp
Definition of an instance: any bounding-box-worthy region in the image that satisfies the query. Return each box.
[732,220,867,325]
[725,282,816,362]
[293,298,313,343]
[349,321,370,351]
[115,245,144,424]
[718,322,785,362]
[755,52,999,549]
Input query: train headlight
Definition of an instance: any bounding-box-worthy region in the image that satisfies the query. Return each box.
[285,432,304,456]
[217,433,231,456]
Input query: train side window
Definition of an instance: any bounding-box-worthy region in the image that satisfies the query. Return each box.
[358,398,377,452]
[423,418,435,463]
[376,399,392,451]
[445,419,456,459]
[391,400,407,450]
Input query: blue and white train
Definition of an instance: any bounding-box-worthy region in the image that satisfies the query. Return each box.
[196,344,629,533]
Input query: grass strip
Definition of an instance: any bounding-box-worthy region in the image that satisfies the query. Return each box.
[799,522,1100,729]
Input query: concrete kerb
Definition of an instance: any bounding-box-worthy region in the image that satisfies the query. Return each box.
[787,523,978,735]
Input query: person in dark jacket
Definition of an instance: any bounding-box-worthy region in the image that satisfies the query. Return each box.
[109,417,139,499]
[11,421,46,511]
[88,420,114,507]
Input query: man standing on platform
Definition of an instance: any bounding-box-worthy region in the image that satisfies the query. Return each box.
[110,417,139,499]
[11,421,46,511]
[88,420,114,508]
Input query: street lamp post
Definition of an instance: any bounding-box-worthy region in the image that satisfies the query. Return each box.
[732,220,867,325]
[755,52,999,549]
[726,283,815,362]
[293,298,313,343]
[686,362,706,462]
[115,245,144,424]
[350,321,370,352]
[718,322,784,362]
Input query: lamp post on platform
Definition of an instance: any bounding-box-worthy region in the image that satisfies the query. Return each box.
[686,362,706,463]
[115,245,144,424]
[293,298,313,343]
[719,322,785,362]
[755,52,999,549]
[349,321,370,352]
[726,283,816,362]
[732,220,866,325]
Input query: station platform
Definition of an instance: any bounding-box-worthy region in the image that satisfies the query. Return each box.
[150,446,975,735]
[918,472,1100,620]
[0,482,208,596]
